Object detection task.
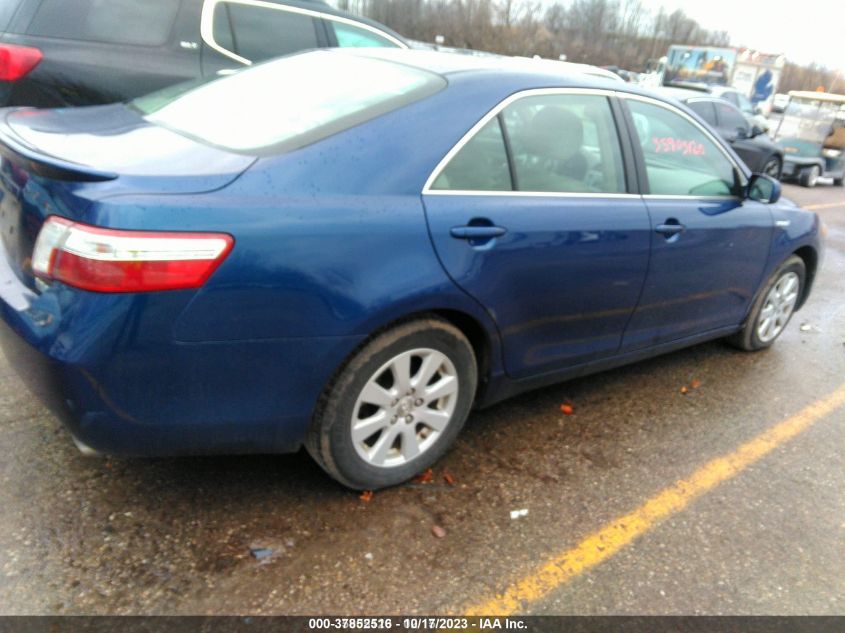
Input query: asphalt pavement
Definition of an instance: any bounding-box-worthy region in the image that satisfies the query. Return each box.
[1,183,843,615]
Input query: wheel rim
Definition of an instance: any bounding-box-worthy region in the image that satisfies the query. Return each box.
[756,271,800,343]
[763,158,780,178]
[351,348,459,468]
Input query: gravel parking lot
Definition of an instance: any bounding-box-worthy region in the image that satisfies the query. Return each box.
[1,183,843,616]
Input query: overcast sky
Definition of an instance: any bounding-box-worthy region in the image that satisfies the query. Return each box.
[546,0,843,70]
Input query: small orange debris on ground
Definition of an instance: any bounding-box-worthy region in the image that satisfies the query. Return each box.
[431,525,447,538]
[443,472,456,486]
[414,468,434,484]
[680,386,689,395]
[691,378,702,389]
[559,403,574,415]
[359,490,374,502]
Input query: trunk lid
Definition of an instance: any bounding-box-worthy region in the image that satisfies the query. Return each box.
[0,104,255,290]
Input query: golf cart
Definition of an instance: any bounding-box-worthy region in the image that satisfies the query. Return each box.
[773,91,845,187]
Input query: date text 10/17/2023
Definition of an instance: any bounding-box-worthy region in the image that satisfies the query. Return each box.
[307,617,528,630]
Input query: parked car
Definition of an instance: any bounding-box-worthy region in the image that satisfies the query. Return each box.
[658,87,785,179]
[0,0,407,107]
[772,90,845,187]
[669,81,769,130]
[0,49,822,489]
[772,92,790,113]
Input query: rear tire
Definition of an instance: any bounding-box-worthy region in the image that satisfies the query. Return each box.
[799,165,821,187]
[306,317,477,490]
[728,255,805,351]
[834,176,844,186]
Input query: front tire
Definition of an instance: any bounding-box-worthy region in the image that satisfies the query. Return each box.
[306,317,477,490]
[728,256,805,351]
[762,156,782,180]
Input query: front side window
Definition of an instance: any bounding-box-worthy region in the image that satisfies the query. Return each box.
[212,1,319,62]
[133,51,445,153]
[331,21,399,48]
[628,99,738,196]
[28,0,178,46]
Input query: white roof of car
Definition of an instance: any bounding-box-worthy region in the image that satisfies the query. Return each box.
[788,91,845,105]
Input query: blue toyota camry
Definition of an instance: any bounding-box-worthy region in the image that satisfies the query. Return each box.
[0,49,823,489]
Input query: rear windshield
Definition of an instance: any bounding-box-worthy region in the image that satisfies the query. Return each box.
[132,51,445,154]
[0,0,22,31]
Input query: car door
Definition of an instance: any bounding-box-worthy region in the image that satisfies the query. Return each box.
[200,0,327,76]
[620,96,773,351]
[712,99,765,172]
[423,91,652,379]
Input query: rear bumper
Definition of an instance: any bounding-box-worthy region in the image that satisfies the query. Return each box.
[0,261,363,457]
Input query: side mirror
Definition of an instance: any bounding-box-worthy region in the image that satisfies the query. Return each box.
[747,173,781,204]
[750,124,766,138]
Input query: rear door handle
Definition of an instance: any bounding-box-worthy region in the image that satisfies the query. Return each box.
[450,226,507,239]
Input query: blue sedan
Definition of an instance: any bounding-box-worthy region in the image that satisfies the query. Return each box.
[0,49,823,489]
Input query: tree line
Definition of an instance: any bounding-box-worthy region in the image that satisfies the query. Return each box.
[335,0,840,93]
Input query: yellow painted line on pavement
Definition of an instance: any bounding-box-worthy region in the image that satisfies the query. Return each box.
[465,383,845,616]
[805,201,845,210]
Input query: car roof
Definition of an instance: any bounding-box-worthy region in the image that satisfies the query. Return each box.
[654,86,719,103]
[788,91,845,105]
[345,48,628,88]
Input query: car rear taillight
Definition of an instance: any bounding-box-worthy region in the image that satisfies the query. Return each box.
[0,44,43,81]
[32,217,233,293]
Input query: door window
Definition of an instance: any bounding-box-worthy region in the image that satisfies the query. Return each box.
[28,0,179,46]
[628,99,738,196]
[715,101,750,136]
[431,118,511,191]
[330,21,399,48]
[502,94,626,193]
[211,1,319,62]
[687,100,717,127]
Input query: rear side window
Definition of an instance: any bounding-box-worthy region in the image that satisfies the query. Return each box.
[502,94,626,193]
[133,51,445,153]
[432,118,511,191]
[27,0,179,46]
[715,101,748,133]
[331,21,399,48]
[432,93,626,194]
[212,1,319,62]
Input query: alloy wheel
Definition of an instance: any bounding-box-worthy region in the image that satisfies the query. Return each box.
[756,272,800,343]
[350,348,459,468]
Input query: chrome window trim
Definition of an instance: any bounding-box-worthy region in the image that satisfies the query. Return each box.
[422,87,748,197]
[200,0,408,66]
[425,190,641,199]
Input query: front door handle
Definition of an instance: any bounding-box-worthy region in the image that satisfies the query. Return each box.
[655,219,685,236]
[450,226,507,240]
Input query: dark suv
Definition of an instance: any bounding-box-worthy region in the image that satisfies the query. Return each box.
[0,0,407,107]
